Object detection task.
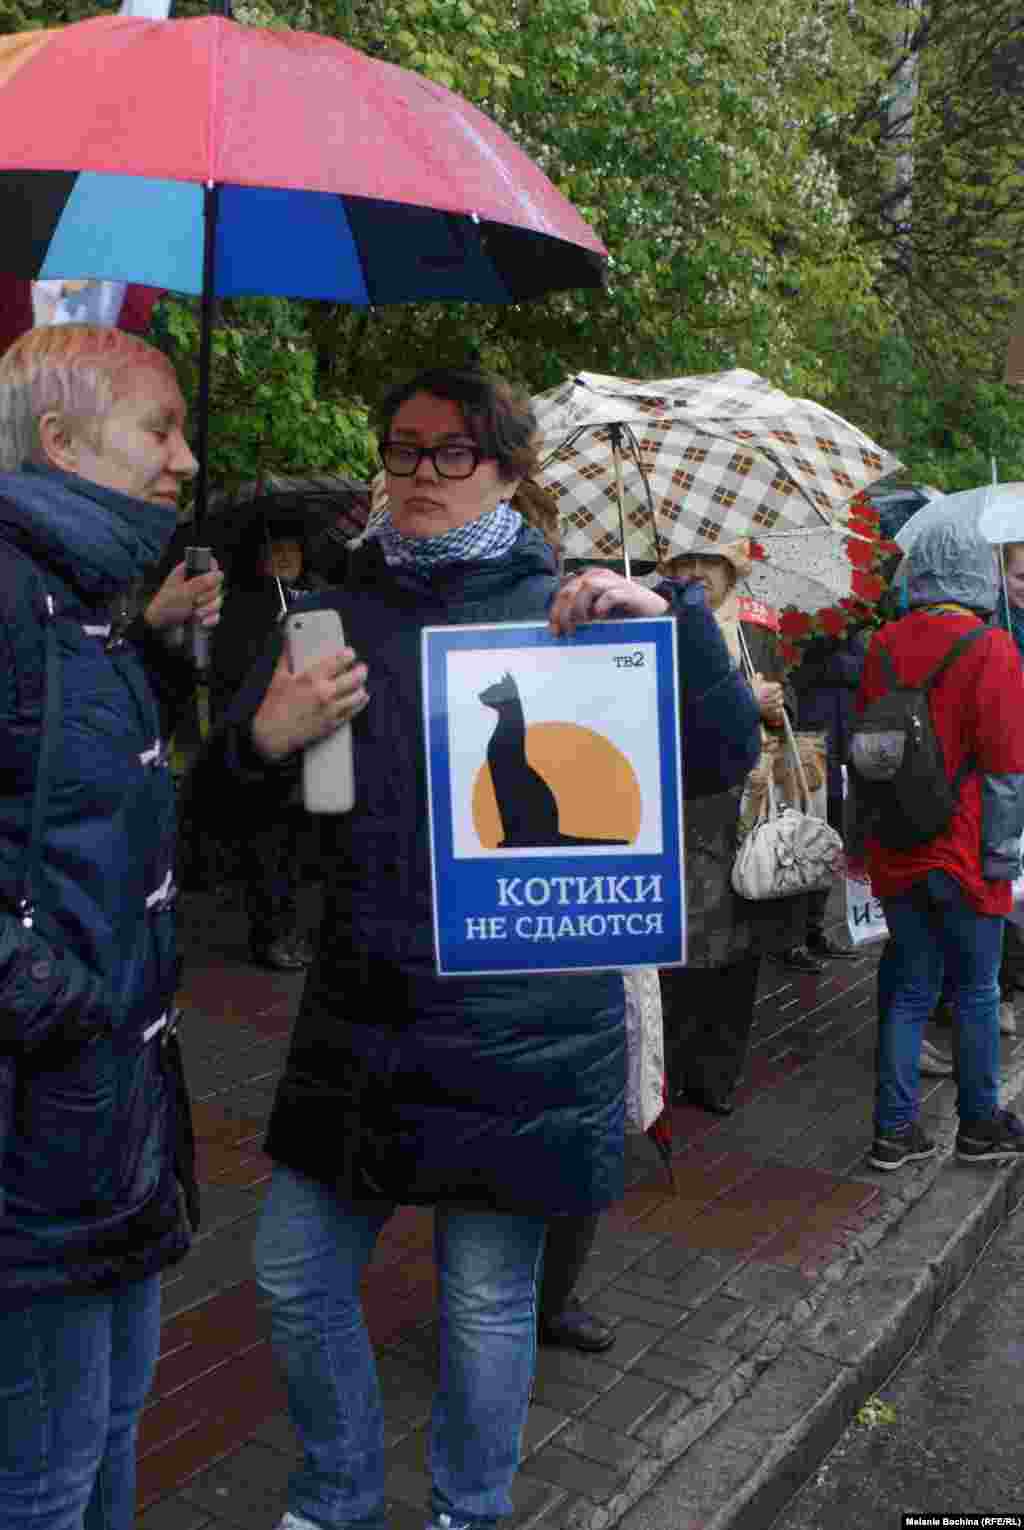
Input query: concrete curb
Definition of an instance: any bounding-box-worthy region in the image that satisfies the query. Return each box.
[598,1071,1024,1530]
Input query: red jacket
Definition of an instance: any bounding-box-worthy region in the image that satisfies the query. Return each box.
[857,609,1024,914]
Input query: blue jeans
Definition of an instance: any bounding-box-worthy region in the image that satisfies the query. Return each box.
[254,1166,548,1530]
[0,1274,161,1530]
[877,870,1003,1133]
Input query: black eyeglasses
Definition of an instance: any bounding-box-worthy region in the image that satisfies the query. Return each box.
[380,442,485,479]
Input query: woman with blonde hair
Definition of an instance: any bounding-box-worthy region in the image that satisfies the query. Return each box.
[0,323,222,1529]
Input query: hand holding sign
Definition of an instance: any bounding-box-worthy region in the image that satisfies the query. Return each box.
[548,568,669,636]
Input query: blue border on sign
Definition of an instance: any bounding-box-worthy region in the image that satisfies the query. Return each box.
[423,618,684,976]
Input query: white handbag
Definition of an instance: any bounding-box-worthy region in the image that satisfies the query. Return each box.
[731,710,844,901]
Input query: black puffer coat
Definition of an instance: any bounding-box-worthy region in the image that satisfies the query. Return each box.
[191,529,760,1214]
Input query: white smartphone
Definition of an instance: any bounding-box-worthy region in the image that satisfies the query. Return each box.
[284,608,356,814]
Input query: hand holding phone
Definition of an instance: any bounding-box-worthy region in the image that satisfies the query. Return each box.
[284,608,356,813]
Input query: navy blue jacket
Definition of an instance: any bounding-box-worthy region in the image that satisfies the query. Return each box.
[192,529,759,1213]
[0,470,194,1302]
[790,633,867,817]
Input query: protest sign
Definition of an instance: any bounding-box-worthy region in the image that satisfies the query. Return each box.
[423,617,684,975]
[846,863,889,945]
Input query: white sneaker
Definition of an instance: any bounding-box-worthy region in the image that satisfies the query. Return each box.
[919,1038,954,1076]
[278,1515,327,1530]
[1000,999,1017,1036]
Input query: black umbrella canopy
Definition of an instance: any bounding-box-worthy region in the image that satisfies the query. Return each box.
[160,475,372,585]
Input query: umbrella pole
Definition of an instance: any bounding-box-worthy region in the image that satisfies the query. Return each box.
[624,424,660,567]
[608,424,630,581]
[194,181,220,531]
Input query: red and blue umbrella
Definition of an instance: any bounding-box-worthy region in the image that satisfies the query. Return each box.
[0,14,607,510]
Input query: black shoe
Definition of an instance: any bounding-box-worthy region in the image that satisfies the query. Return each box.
[674,1085,736,1116]
[775,945,825,975]
[806,931,858,961]
[956,1109,1024,1163]
[250,935,310,972]
[868,1121,936,1171]
[539,1297,616,1354]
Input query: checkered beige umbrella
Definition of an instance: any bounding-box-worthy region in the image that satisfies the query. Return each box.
[533,369,901,577]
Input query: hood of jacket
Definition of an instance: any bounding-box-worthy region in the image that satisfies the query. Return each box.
[0,465,178,603]
[903,512,1000,614]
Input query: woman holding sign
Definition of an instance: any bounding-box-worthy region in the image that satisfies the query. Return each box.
[189,367,760,1530]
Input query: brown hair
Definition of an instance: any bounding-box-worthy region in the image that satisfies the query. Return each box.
[510,478,561,553]
[376,367,539,483]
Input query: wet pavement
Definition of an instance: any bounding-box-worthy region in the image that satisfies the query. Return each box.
[137,887,1024,1530]
[769,1199,1024,1527]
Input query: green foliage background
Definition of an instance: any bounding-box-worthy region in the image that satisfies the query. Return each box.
[5,0,1024,497]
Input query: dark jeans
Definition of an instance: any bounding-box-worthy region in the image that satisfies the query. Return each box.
[254,1167,546,1529]
[0,1275,161,1529]
[877,871,1003,1133]
[659,955,762,1102]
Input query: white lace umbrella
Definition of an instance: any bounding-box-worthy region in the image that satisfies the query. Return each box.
[739,526,885,616]
[533,369,901,578]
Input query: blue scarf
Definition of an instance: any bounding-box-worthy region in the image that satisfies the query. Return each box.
[369,501,522,570]
[0,464,179,597]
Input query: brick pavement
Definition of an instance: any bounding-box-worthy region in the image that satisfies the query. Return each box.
[137,889,1024,1530]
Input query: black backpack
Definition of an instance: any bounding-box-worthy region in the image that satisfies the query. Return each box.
[847,626,987,852]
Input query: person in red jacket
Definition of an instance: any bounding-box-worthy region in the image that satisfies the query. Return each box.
[856,511,1024,1170]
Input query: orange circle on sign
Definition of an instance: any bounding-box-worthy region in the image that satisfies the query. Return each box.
[472,722,642,849]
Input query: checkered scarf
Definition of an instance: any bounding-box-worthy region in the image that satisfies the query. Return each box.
[369,501,522,569]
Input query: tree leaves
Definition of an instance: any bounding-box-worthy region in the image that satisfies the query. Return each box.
[9,0,1024,496]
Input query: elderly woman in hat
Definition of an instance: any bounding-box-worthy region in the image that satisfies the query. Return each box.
[656,540,807,1114]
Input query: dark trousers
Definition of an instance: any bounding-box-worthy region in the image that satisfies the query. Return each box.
[538,1213,600,1322]
[241,811,303,948]
[1000,920,1024,996]
[659,955,762,1102]
[806,788,844,939]
[806,885,830,939]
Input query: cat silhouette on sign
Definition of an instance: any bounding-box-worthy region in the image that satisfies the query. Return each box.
[478,671,628,849]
